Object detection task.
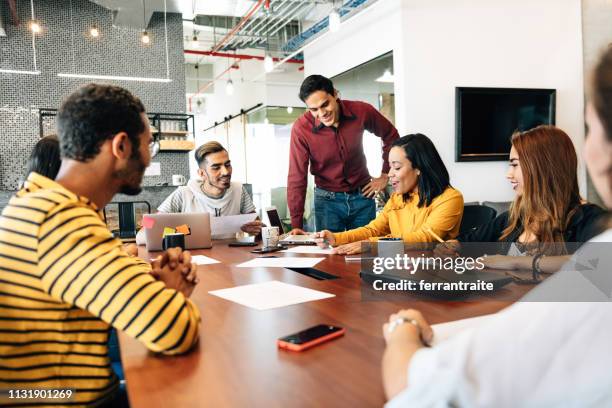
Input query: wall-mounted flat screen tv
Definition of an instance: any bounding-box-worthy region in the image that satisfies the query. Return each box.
[455,87,556,162]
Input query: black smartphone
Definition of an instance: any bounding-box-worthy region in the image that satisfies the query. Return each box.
[277,325,345,351]
[228,241,258,247]
[250,245,287,254]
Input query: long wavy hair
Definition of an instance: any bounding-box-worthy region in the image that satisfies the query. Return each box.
[500,125,581,244]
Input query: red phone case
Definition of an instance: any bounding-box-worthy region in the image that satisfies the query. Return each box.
[277,328,345,351]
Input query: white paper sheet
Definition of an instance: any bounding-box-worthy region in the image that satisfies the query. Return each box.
[236,257,325,268]
[149,255,220,265]
[191,255,221,265]
[210,213,258,238]
[431,313,496,346]
[280,246,334,255]
[208,280,335,310]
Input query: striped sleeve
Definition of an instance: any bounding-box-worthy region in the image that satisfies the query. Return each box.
[240,186,256,214]
[158,188,184,213]
[36,203,200,355]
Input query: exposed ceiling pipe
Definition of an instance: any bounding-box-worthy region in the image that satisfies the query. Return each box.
[210,0,266,53]
[251,0,376,82]
[267,2,313,37]
[224,0,290,47]
[237,1,312,49]
[185,49,303,64]
[227,0,294,49]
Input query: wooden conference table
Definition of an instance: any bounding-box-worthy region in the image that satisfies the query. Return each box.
[119,243,536,408]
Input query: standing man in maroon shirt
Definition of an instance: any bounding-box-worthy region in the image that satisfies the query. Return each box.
[288,75,399,233]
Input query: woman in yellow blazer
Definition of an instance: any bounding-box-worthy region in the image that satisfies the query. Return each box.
[314,134,464,254]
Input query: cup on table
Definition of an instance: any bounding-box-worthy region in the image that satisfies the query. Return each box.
[261,226,280,248]
[162,233,185,251]
[377,238,404,259]
[172,174,186,186]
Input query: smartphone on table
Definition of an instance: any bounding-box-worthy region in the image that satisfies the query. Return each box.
[277,324,345,352]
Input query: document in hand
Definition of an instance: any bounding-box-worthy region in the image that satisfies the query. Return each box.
[208,280,335,310]
[210,213,258,238]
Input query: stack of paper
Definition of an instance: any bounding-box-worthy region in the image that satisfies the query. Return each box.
[209,280,335,310]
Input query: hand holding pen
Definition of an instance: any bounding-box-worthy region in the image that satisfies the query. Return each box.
[426,227,461,258]
[313,230,335,249]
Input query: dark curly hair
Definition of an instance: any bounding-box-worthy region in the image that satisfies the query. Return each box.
[57,84,146,161]
[299,75,335,102]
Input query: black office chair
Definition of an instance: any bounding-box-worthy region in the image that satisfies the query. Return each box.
[459,204,497,236]
[103,201,151,240]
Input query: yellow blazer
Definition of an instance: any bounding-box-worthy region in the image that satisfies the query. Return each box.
[333,187,464,244]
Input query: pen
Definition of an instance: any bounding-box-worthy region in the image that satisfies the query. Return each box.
[311,231,332,249]
[426,227,445,243]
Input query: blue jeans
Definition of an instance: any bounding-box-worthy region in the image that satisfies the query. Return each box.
[314,186,376,232]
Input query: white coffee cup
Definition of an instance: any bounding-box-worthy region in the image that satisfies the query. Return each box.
[261,226,280,248]
[172,174,186,186]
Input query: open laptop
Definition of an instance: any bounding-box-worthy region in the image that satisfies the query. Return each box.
[265,207,316,245]
[143,213,212,251]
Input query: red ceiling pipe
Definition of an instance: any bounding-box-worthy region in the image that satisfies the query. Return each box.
[210,0,265,53]
[185,49,303,64]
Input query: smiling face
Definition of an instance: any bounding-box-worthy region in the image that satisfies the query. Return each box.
[506,145,524,196]
[388,146,419,195]
[585,103,612,208]
[304,90,340,128]
[198,150,232,192]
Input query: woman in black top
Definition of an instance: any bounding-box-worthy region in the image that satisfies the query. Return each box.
[437,125,605,273]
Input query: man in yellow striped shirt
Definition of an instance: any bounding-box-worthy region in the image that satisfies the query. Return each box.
[0,84,201,407]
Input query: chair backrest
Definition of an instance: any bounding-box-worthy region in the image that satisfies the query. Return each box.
[103,201,151,239]
[459,204,497,236]
[482,200,511,216]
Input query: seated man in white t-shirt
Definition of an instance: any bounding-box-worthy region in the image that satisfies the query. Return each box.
[137,141,262,244]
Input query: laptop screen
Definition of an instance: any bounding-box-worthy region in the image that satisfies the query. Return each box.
[266,208,285,234]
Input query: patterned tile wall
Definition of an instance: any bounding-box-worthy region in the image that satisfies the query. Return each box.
[0,0,189,190]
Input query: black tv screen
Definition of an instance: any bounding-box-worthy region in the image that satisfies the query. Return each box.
[455,87,556,161]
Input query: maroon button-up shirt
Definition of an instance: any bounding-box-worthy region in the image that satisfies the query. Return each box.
[287,99,399,228]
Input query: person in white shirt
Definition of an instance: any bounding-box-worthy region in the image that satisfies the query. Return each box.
[136,141,262,244]
[381,47,612,407]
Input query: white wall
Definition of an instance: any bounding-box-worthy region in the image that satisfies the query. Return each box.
[305,0,586,203]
